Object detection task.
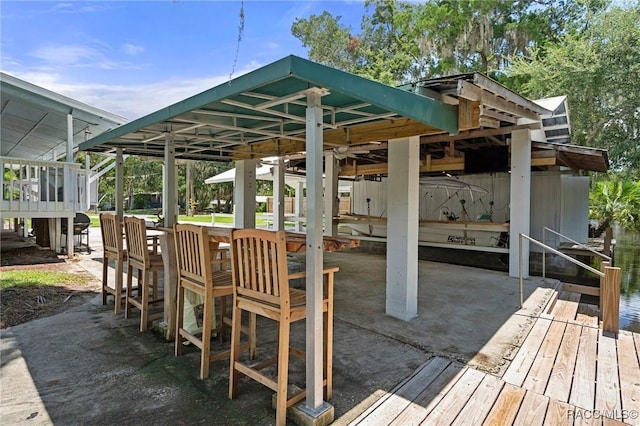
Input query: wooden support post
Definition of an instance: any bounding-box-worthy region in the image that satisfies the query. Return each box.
[604,227,613,257]
[598,260,610,319]
[601,265,620,336]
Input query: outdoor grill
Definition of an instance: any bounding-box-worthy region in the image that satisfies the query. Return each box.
[61,212,91,253]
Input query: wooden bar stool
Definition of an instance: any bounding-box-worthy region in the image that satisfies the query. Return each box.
[99,213,127,314]
[174,223,255,379]
[123,216,164,332]
[228,228,338,426]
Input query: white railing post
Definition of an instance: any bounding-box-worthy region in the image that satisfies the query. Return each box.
[519,234,524,307]
[542,227,546,279]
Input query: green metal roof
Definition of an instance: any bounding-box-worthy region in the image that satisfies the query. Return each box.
[79,55,457,161]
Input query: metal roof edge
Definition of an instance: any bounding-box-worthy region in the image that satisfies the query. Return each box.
[80,56,298,151]
[288,56,458,134]
[80,55,459,151]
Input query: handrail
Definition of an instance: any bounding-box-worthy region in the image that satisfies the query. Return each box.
[542,227,611,279]
[519,233,603,307]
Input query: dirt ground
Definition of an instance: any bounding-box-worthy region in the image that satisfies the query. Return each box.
[0,247,100,329]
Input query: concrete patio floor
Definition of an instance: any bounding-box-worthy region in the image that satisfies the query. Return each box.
[0,227,557,425]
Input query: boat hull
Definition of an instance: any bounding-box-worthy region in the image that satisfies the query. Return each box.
[340,215,509,248]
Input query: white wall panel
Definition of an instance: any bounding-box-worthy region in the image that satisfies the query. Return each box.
[530,172,561,249]
[561,175,589,244]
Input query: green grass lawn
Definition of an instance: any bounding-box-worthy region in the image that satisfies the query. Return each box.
[0,270,83,288]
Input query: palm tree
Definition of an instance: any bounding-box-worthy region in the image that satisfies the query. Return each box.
[589,178,640,234]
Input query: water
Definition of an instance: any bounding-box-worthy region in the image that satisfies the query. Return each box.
[616,226,640,333]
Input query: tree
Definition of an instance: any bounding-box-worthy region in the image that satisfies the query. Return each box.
[291,11,360,74]
[291,0,582,84]
[507,3,640,174]
[590,178,640,233]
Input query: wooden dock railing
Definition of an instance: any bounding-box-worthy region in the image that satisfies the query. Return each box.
[519,233,621,335]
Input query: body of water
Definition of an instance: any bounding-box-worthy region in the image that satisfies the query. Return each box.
[616,226,640,333]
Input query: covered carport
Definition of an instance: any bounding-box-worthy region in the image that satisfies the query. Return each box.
[79,54,462,422]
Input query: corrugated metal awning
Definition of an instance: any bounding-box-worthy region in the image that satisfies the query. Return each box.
[79,55,458,161]
[1,72,126,160]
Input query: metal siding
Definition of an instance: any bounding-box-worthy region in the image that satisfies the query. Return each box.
[352,180,387,217]
[530,172,561,248]
[560,175,589,244]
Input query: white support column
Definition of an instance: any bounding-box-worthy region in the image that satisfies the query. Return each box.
[163,134,177,227]
[161,134,178,339]
[234,159,257,228]
[509,128,531,278]
[295,181,305,232]
[304,88,331,417]
[66,114,74,258]
[386,136,420,320]
[273,158,285,230]
[186,163,192,216]
[85,152,91,211]
[323,152,339,236]
[115,148,124,222]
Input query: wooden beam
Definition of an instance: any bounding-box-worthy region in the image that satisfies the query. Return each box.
[458,81,540,121]
[531,150,557,167]
[339,162,388,176]
[561,283,600,297]
[231,139,305,160]
[458,98,480,131]
[338,155,465,177]
[479,117,500,128]
[480,105,518,124]
[420,122,540,144]
[233,117,445,158]
[323,117,443,146]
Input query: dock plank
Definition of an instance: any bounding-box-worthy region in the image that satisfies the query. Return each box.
[575,303,599,327]
[595,330,621,416]
[356,357,451,425]
[482,383,526,426]
[546,323,582,402]
[452,374,503,426]
[420,368,484,425]
[389,362,464,426]
[617,331,640,426]
[544,399,573,426]
[347,295,640,426]
[350,357,446,425]
[570,326,599,410]
[503,317,552,386]
[523,320,567,394]
[553,291,582,322]
[602,418,629,426]
[513,390,549,426]
[573,408,603,426]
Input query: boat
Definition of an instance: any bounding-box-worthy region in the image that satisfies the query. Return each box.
[339,178,509,249]
[339,214,509,248]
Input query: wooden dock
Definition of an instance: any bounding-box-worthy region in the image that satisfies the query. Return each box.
[350,290,640,425]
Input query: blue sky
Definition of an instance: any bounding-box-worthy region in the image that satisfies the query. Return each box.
[1,1,365,120]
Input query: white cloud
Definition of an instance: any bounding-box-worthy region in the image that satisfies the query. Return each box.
[121,43,144,56]
[52,3,74,10]
[31,45,100,65]
[29,44,142,70]
[11,67,260,120]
